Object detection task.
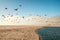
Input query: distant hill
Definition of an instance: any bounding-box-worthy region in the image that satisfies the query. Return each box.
[48,16,60,23]
[46,16,60,26]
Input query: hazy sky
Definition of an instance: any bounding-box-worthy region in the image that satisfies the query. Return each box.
[0,0,60,18]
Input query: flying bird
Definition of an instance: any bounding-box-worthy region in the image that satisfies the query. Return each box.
[2,15,6,18]
[5,8,7,10]
[8,14,10,15]
[11,15,13,17]
[37,15,39,16]
[19,4,22,7]
[45,14,47,16]
[22,16,24,18]
[14,8,18,11]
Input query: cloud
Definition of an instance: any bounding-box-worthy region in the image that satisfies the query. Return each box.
[0,15,60,26]
[0,15,47,25]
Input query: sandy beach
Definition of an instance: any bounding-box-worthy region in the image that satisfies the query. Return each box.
[0,25,43,40]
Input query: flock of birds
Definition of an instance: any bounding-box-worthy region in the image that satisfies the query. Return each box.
[2,4,22,18]
[1,4,47,19]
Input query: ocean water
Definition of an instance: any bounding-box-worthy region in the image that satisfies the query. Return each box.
[35,26,60,40]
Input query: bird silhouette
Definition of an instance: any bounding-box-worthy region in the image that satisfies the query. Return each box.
[14,8,18,11]
[22,16,24,18]
[19,4,22,7]
[11,15,13,17]
[2,15,5,18]
[8,14,10,15]
[37,15,39,16]
[45,14,47,16]
[5,8,7,10]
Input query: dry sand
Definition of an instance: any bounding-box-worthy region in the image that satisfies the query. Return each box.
[0,25,43,40]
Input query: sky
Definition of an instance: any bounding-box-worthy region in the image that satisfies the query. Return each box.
[0,0,60,18]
